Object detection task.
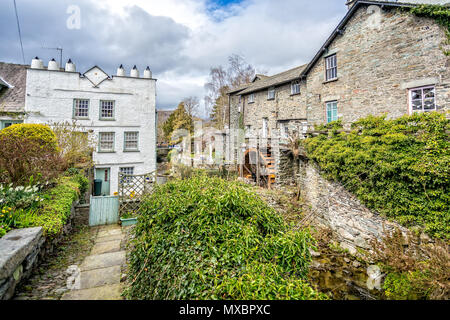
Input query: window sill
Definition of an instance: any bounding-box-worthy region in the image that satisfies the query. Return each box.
[323,78,338,84]
[99,118,116,121]
[97,151,116,153]
[248,102,255,104]
[123,150,140,153]
[290,93,301,96]
[267,98,275,101]
[73,117,90,120]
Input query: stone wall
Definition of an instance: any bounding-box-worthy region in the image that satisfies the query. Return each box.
[306,5,450,127]
[0,202,87,300]
[297,158,433,256]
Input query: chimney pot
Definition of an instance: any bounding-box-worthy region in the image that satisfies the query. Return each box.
[143,66,152,79]
[65,59,76,72]
[31,57,44,69]
[48,58,59,71]
[130,66,139,78]
[117,64,125,77]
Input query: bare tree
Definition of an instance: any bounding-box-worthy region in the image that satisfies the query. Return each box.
[182,96,200,118]
[204,55,258,129]
[227,54,256,87]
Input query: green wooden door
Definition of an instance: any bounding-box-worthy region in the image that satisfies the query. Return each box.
[95,168,111,196]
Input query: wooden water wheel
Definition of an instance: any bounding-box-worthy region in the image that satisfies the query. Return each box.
[240,148,276,188]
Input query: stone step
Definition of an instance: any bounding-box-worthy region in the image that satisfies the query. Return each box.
[79,266,121,290]
[90,240,122,255]
[96,233,125,243]
[97,228,122,238]
[80,251,126,272]
[61,283,123,300]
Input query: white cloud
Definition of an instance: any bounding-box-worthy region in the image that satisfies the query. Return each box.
[0,0,347,115]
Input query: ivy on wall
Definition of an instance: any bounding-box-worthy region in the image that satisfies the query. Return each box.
[408,4,450,55]
[304,113,450,240]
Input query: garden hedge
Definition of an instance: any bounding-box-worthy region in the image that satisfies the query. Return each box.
[126,175,325,300]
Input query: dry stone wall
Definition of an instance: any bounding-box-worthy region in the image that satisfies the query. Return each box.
[0,202,86,300]
[297,158,433,256]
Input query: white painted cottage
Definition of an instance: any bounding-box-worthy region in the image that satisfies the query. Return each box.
[24,57,157,195]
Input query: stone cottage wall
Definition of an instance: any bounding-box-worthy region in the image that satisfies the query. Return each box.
[297,158,433,255]
[306,5,450,127]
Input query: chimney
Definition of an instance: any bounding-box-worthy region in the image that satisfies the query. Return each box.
[130,65,139,78]
[48,58,59,71]
[143,66,152,79]
[31,56,44,69]
[65,59,76,72]
[117,64,125,76]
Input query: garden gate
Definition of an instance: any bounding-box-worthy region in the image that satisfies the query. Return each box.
[118,171,156,218]
[89,196,119,226]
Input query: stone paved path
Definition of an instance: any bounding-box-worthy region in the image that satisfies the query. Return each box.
[61,225,125,300]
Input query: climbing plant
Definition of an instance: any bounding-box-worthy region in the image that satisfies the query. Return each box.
[408,4,450,55]
[304,113,450,239]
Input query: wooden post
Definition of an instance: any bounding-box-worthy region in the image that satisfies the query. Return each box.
[256,143,260,186]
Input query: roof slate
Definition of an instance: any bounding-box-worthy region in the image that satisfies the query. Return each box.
[237,64,307,95]
[0,63,27,113]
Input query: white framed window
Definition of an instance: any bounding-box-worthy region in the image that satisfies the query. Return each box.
[99,132,115,152]
[279,122,289,138]
[262,118,268,138]
[325,54,337,81]
[409,86,436,113]
[100,100,115,120]
[267,87,275,100]
[248,93,255,103]
[120,167,134,184]
[326,101,338,123]
[120,167,134,176]
[124,132,139,151]
[73,99,89,119]
[291,80,300,95]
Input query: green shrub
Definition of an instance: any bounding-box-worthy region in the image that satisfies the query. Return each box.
[0,124,63,185]
[1,174,88,238]
[383,272,431,300]
[125,175,324,300]
[304,112,449,239]
[0,123,58,150]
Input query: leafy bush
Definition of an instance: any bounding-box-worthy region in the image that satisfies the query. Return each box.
[304,113,449,239]
[30,175,88,238]
[0,207,36,238]
[0,124,63,185]
[125,175,324,300]
[50,121,96,169]
[372,228,449,300]
[0,184,47,210]
[0,174,88,238]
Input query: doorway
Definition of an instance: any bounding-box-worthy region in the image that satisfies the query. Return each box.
[95,168,111,196]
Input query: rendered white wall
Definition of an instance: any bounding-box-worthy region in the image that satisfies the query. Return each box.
[25,67,157,194]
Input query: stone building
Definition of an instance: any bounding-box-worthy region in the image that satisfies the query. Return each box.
[0,63,27,129]
[227,0,450,185]
[1,58,157,195]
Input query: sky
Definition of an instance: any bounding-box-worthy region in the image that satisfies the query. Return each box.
[0,0,347,116]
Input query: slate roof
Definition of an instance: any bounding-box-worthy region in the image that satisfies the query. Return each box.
[238,64,307,95]
[0,62,28,113]
[229,0,449,97]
